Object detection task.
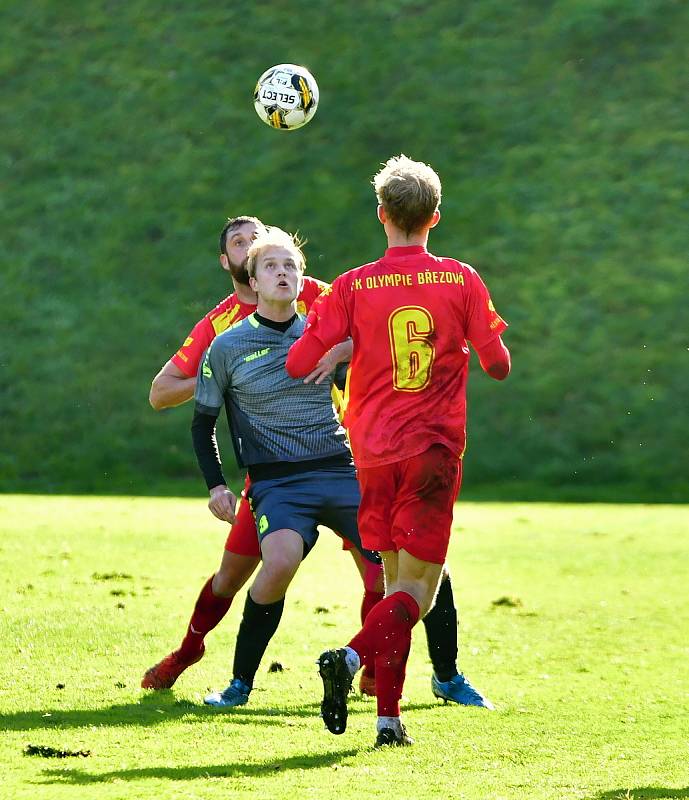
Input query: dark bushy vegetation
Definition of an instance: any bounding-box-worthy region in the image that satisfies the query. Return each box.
[2,1,687,499]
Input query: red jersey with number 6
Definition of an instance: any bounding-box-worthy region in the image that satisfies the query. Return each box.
[299,246,507,468]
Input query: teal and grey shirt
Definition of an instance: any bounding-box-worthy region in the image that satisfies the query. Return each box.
[193,312,350,487]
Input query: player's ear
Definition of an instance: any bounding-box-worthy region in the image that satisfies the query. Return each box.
[249,274,258,292]
[429,209,441,229]
[219,253,231,273]
[377,204,386,224]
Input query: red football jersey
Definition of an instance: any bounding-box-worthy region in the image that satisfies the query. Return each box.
[171,276,328,377]
[298,246,507,467]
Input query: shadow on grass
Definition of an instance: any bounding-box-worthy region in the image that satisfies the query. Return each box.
[37,749,360,784]
[0,691,349,732]
[402,701,459,712]
[593,789,689,800]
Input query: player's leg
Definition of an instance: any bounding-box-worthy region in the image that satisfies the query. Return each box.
[369,445,458,741]
[206,475,318,708]
[373,445,495,734]
[317,469,385,699]
[392,548,444,616]
[404,452,494,709]
[204,528,304,708]
[369,549,440,746]
[141,487,260,690]
[318,446,461,745]
[317,547,424,744]
[422,565,457,680]
[424,566,494,709]
[317,465,403,738]
[250,528,305,603]
[180,549,259,653]
[347,547,385,609]
[346,547,384,696]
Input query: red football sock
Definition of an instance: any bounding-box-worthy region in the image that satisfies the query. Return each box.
[178,575,233,660]
[360,588,384,680]
[361,589,384,624]
[348,591,420,715]
[375,636,412,717]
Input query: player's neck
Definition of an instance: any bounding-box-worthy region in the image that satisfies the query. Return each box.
[256,298,297,322]
[385,225,430,249]
[232,279,258,305]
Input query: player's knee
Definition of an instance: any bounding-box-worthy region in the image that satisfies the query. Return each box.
[261,554,299,588]
[213,560,257,596]
[395,578,436,617]
[211,571,240,597]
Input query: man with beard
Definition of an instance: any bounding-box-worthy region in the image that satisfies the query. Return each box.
[142,215,354,692]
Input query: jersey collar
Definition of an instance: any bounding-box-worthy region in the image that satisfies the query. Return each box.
[384,245,428,258]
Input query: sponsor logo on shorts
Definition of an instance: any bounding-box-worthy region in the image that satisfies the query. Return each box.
[258,515,269,534]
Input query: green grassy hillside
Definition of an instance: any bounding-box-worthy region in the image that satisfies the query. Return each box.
[2,0,687,498]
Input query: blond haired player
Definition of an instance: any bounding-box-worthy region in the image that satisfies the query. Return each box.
[288,156,510,745]
[193,228,380,704]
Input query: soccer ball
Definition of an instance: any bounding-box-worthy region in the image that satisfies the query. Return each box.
[253,64,319,131]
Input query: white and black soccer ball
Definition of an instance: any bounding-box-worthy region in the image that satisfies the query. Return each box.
[253,64,319,131]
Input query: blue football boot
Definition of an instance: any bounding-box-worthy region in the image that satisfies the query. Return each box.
[204,678,251,707]
[431,673,495,710]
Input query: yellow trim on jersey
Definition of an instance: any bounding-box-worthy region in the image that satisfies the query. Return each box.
[330,367,350,423]
[211,304,242,335]
[342,367,350,417]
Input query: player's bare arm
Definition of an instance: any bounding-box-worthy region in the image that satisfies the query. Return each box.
[149,360,196,410]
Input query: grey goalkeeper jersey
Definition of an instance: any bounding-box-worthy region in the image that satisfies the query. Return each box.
[195,313,349,468]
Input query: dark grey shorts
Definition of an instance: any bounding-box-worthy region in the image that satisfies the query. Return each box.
[247,466,380,564]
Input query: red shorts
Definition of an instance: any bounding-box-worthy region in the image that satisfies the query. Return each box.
[224,475,261,557]
[357,444,462,565]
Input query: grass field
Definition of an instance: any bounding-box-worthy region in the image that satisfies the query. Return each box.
[1,496,687,800]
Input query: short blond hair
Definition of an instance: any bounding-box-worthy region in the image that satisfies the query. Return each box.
[372,154,442,235]
[246,227,306,278]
